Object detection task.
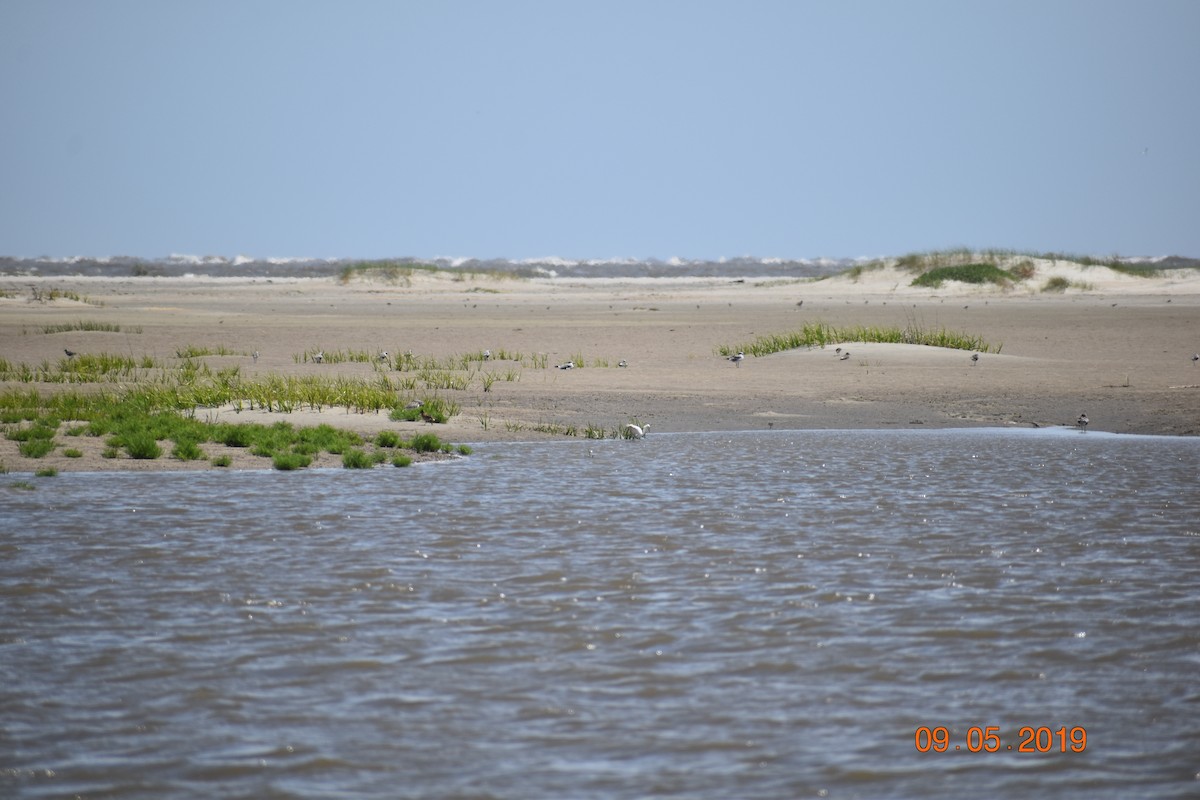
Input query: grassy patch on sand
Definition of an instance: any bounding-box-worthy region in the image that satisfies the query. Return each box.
[0,388,468,471]
[910,263,1018,289]
[719,320,999,358]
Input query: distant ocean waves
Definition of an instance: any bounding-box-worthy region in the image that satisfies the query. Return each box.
[0,254,856,280]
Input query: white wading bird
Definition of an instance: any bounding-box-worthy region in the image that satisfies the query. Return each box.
[623,423,649,439]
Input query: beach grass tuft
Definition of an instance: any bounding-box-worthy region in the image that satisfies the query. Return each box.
[719,320,998,357]
[41,320,124,334]
[341,448,373,469]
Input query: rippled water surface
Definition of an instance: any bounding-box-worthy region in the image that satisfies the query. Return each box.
[3,429,1199,799]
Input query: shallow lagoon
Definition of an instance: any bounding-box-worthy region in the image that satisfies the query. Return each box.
[3,429,1198,799]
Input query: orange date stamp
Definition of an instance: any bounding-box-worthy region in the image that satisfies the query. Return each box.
[915,725,1087,753]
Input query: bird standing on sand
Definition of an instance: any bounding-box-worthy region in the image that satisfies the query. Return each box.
[63,349,76,358]
[252,350,259,363]
[623,423,649,439]
[971,353,980,366]
[729,351,744,367]
[1192,353,1199,365]
[618,360,628,368]
[839,351,850,361]
[483,349,491,361]
[1077,413,1089,431]
[313,351,324,364]
[420,410,437,425]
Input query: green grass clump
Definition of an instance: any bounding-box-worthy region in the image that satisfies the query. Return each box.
[341,448,374,469]
[376,430,401,448]
[171,440,205,461]
[272,452,312,471]
[35,467,58,477]
[1042,276,1070,293]
[392,454,413,467]
[63,448,83,458]
[910,263,1016,288]
[121,432,162,460]
[18,438,55,458]
[211,455,232,467]
[408,433,443,453]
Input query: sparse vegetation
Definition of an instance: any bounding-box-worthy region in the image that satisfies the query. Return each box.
[719,320,998,358]
[42,320,125,334]
[0,387,470,471]
[910,263,1017,289]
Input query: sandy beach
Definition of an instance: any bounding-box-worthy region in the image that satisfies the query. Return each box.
[3,259,1199,472]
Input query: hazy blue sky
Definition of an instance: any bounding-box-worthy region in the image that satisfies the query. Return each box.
[2,0,1197,261]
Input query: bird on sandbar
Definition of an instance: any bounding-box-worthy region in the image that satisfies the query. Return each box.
[839,351,850,361]
[971,353,980,366]
[623,423,649,439]
[729,351,745,367]
[252,350,260,363]
[378,351,389,362]
[618,360,628,368]
[1076,413,1089,431]
[63,349,76,358]
[557,361,574,370]
[420,410,437,425]
[313,351,324,364]
[483,349,491,360]
[1192,353,1199,365]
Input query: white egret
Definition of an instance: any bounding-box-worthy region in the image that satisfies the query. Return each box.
[623,423,649,439]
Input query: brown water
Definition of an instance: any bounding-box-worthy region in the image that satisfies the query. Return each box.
[2,429,1198,799]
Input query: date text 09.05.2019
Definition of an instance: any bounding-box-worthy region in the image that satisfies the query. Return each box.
[915,726,1087,753]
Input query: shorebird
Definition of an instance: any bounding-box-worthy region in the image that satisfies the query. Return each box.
[971,353,980,366]
[1076,412,1089,431]
[252,350,259,363]
[835,347,842,355]
[618,360,628,368]
[420,410,437,425]
[483,349,491,360]
[623,423,649,439]
[378,351,389,361]
[313,351,324,364]
[839,351,850,361]
[63,349,76,358]
[557,361,574,370]
[729,351,745,367]
[1192,353,1199,365]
